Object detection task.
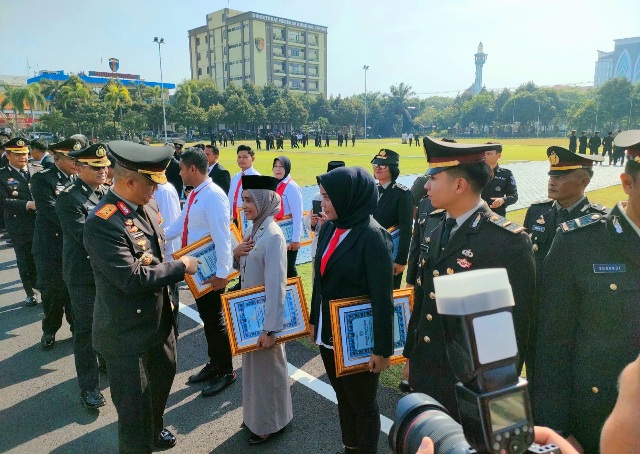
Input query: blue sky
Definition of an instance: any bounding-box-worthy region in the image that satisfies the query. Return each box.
[3,0,639,97]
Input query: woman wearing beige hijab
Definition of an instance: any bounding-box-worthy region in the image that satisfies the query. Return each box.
[233,175,293,445]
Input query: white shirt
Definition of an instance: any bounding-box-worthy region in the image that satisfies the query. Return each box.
[228,166,261,218]
[208,161,218,175]
[165,178,232,278]
[618,201,640,239]
[315,228,351,349]
[277,175,304,243]
[154,182,182,257]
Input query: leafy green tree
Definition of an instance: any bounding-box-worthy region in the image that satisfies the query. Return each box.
[387,82,416,133]
[121,110,148,137]
[39,79,66,104]
[267,98,289,128]
[1,85,29,132]
[253,103,267,130]
[206,103,225,133]
[242,82,264,106]
[223,94,253,130]
[460,91,496,130]
[262,84,282,108]
[175,80,201,108]
[36,110,68,136]
[57,76,92,112]
[310,93,333,122]
[103,82,133,137]
[287,96,309,129]
[24,83,47,132]
[193,79,221,109]
[597,78,634,130]
[173,103,206,137]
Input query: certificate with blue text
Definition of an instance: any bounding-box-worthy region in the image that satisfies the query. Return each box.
[171,223,243,298]
[388,225,400,261]
[329,288,413,377]
[276,211,313,246]
[221,277,310,355]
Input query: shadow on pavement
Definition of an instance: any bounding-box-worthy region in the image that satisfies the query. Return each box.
[0,378,104,453]
[0,336,73,389]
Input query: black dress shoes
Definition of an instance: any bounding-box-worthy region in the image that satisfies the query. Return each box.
[81,389,106,409]
[41,333,55,349]
[201,372,236,397]
[24,295,38,307]
[154,428,177,450]
[248,426,286,445]
[188,364,216,384]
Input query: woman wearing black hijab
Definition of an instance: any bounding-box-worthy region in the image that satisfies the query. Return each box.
[370,149,414,289]
[272,155,304,277]
[310,166,395,454]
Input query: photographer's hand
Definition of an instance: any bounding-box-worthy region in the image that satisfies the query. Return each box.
[416,437,434,454]
[534,427,580,454]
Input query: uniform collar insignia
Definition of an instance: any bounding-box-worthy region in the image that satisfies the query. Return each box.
[612,216,623,234]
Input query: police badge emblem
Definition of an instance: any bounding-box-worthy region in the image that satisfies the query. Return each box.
[73,142,82,151]
[96,146,106,157]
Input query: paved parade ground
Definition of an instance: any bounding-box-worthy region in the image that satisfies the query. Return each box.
[0,234,400,454]
[0,155,624,454]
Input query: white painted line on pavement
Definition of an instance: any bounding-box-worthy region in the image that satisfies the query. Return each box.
[178,302,393,435]
[0,306,22,314]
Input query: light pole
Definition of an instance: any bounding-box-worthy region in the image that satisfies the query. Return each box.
[363,65,369,140]
[154,37,168,143]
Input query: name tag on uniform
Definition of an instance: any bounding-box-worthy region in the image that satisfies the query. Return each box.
[593,264,626,273]
[531,225,545,232]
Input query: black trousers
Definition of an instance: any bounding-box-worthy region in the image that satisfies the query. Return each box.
[12,237,37,298]
[195,289,232,374]
[286,249,298,278]
[105,332,176,454]
[68,284,99,392]
[393,271,404,290]
[320,346,381,454]
[41,280,73,334]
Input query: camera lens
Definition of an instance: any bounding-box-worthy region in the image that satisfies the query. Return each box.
[389,393,471,454]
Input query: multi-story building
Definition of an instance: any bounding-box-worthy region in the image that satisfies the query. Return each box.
[188,8,327,95]
[594,36,640,87]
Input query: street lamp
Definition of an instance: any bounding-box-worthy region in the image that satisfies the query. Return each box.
[363,65,369,140]
[154,37,168,143]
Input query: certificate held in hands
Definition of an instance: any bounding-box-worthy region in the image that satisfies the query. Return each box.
[172,224,242,298]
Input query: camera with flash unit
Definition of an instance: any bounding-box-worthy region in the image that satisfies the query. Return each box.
[389,269,562,454]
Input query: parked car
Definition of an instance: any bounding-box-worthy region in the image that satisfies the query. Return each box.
[30,131,55,141]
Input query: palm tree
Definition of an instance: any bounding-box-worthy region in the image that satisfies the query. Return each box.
[104,82,132,138]
[175,80,201,108]
[1,85,29,132]
[142,85,163,105]
[24,83,47,132]
[39,79,66,104]
[57,76,91,111]
[388,82,416,133]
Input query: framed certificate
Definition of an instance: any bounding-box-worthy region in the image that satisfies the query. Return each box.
[276,211,313,246]
[171,223,243,298]
[221,276,310,356]
[388,225,400,261]
[329,288,413,377]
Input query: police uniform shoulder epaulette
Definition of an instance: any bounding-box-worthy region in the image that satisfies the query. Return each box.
[95,204,117,220]
[589,203,608,214]
[487,213,526,234]
[429,208,445,216]
[62,184,74,193]
[560,213,605,233]
[530,198,553,205]
[392,182,409,191]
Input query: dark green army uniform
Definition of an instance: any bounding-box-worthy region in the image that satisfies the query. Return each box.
[84,141,187,454]
[371,149,414,289]
[0,138,39,302]
[31,138,79,340]
[601,132,614,164]
[403,137,535,420]
[533,205,640,454]
[523,146,605,392]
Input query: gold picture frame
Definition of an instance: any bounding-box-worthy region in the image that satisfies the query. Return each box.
[171,223,243,299]
[221,276,310,356]
[329,288,414,377]
[236,207,313,246]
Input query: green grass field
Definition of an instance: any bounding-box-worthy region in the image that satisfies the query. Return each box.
[180,137,565,186]
[178,137,624,392]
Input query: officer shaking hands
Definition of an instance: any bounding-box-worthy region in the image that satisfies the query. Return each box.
[83,141,200,454]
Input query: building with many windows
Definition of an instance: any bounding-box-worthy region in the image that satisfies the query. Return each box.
[188,8,327,95]
[594,36,640,87]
